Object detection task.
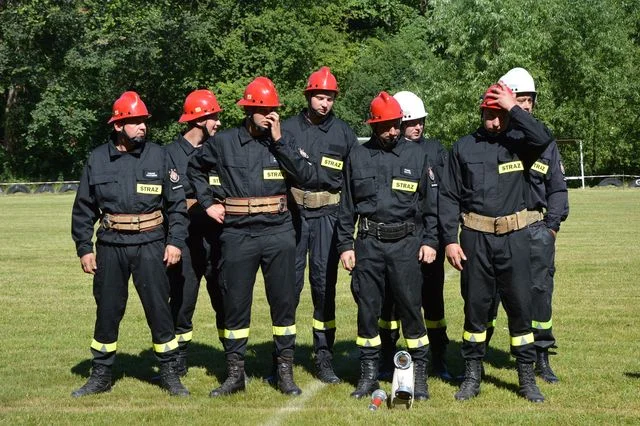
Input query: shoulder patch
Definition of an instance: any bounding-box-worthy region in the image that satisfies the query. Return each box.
[169,168,180,183]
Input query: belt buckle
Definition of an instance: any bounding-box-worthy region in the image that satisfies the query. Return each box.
[302,191,311,208]
[102,215,112,229]
[278,196,287,213]
[494,216,504,235]
[361,217,369,231]
[376,222,384,239]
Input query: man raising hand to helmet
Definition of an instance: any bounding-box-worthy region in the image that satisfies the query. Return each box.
[188,77,315,397]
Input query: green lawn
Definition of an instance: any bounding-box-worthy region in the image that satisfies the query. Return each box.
[1,188,639,425]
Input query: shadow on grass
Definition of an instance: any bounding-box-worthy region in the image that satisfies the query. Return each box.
[624,372,640,379]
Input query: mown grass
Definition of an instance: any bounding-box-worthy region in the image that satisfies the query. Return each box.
[1,188,639,425]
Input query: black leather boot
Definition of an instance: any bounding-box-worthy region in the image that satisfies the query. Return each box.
[210,354,246,397]
[314,350,340,384]
[277,349,302,396]
[517,362,545,402]
[71,364,112,397]
[454,359,482,401]
[159,361,190,396]
[350,359,379,399]
[413,359,430,401]
[535,349,559,383]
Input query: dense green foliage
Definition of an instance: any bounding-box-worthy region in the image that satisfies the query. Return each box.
[1,0,639,180]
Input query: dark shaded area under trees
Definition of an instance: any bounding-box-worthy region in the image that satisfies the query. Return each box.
[1,0,639,181]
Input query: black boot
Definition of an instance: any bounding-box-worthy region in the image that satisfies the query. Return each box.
[454,360,482,401]
[535,349,559,383]
[517,362,545,402]
[413,360,430,401]
[71,364,112,397]
[350,360,379,399]
[175,344,188,377]
[159,361,190,396]
[210,354,246,397]
[277,349,302,396]
[315,350,340,384]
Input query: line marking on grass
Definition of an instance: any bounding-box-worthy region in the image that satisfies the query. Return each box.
[259,380,325,426]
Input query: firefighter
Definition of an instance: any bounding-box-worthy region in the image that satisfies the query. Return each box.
[281,67,358,384]
[439,83,553,402]
[377,91,452,381]
[71,91,189,397]
[497,68,569,383]
[337,92,438,400]
[164,89,224,377]
[187,77,315,396]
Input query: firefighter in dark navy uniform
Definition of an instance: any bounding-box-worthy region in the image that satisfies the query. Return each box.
[378,91,452,382]
[71,91,189,397]
[164,89,224,377]
[187,77,315,397]
[337,92,438,400]
[439,83,553,402]
[281,67,358,384]
[495,68,569,383]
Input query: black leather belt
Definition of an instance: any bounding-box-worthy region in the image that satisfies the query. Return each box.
[358,218,416,240]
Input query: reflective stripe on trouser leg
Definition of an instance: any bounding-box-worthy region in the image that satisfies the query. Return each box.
[351,236,385,361]
[529,223,557,349]
[389,235,430,363]
[90,339,117,367]
[459,230,495,360]
[494,231,536,363]
[129,241,177,362]
[218,232,261,357]
[263,231,297,356]
[422,249,449,351]
[313,318,336,355]
[379,284,401,359]
[308,215,340,353]
[92,242,130,366]
[176,331,193,344]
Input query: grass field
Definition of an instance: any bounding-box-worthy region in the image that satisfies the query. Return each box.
[1,188,639,425]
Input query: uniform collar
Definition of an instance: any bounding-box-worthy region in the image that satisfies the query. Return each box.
[177,134,199,156]
[368,135,402,157]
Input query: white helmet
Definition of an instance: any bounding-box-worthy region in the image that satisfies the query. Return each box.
[393,91,428,121]
[499,67,536,95]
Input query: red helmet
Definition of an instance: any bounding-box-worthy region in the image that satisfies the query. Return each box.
[480,84,514,110]
[236,77,282,107]
[366,91,403,124]
[108,91,150,124]
[304,66,339,93]
[179,89,222,123]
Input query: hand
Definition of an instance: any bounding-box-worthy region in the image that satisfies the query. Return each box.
[549,228,557,238]
[164,244,182,266]
[445,243,467,271]
[340,250,356,271]
[206,204,226,224]
[265,111,282,142]
[418,245,437,264]
[80,253,97,275]
[487,82,517,111]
